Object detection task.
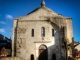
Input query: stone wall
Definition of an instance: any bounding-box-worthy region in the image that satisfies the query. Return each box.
[73,58,80,60]
[66,18,73,57]
[15,20,60,60]
[66,18,73,43]
[12,19,18,56]
[1,57,80,60]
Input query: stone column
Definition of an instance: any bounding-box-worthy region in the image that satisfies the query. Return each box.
[12,19,18,56]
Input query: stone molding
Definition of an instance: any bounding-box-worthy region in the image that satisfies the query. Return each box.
[34,41,51,43]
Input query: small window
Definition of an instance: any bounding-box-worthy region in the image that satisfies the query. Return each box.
[32,29,34,37]
[41,27,45,37]
[52,29,54,36]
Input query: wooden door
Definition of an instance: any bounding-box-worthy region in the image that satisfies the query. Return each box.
[39,45,48,60]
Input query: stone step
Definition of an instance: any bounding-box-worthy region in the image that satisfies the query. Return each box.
[0,57,26,60]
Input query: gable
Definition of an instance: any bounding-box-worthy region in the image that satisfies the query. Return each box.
[14,1,70,27]
[15,7,60,20]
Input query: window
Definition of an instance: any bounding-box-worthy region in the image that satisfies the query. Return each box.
[41,27,45,37]
[32,29,34,37]
[52,29,54,36]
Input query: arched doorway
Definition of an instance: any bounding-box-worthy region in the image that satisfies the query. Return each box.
[52,54,56,60]
[39,44,48,60]
[30,54,34,60]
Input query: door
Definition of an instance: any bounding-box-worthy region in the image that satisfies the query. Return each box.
[39,44,48,60]
[52,54,56,60]
[31,54,34,60]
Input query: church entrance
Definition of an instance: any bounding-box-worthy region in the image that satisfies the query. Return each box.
[39,44,48,60]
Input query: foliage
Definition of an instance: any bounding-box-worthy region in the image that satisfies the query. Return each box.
[73,49,80,58]
[0,47,8,57]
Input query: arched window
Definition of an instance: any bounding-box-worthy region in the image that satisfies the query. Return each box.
[32,29,34,37]
[52,29,54,36]
[41,27,45,37]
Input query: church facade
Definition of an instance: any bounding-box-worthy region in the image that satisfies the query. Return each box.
[12,0,74,60]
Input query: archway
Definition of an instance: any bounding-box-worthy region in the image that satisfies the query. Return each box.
[52,54,56,60]
[39,44,48,60]
[30,54,34,60]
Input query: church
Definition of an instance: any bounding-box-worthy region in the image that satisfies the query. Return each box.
[12,0,74,60]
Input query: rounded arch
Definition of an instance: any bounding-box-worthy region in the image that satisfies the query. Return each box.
[30,54,34,60]
[39,44,47,49]
[52,54,56,60]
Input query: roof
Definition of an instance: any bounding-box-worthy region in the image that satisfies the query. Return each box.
[14,0,72,27]
[75,44,80,50]
[74,41,80,47]
[15,6,68,20]
[14,0,70,20]
[27,7,57,16]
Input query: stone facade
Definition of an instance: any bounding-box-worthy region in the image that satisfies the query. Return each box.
[12,0,74,60]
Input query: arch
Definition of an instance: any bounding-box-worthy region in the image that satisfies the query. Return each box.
[30,54,34,60]
[39,44,47,49]
[38,44,48,60]
[52,54,56,60]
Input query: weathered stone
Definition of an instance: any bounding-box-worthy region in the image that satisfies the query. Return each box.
[12,0,74,60]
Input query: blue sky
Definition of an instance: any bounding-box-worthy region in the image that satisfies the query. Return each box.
[0,0,80,41]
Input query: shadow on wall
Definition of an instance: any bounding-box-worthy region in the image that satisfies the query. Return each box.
[12,20,74,60]
[36,22,59,60]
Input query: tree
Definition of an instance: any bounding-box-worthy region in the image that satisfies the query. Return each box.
[0,47,8,58]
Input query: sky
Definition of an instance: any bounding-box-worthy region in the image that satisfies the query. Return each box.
[0,0,80,42]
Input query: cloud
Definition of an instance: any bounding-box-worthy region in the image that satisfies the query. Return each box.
[0,21,6,24]
[6,14,13,20]
[0,29,5,32]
